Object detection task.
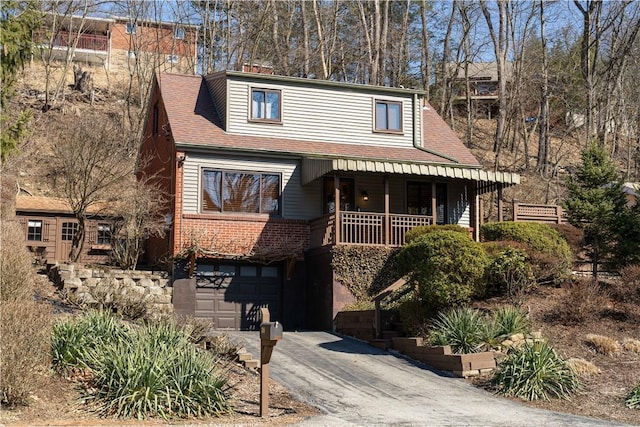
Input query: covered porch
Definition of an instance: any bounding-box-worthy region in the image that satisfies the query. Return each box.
[302,157,520,248]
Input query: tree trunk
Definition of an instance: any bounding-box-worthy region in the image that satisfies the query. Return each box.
[69,214,86,262]
[73,64,93,93]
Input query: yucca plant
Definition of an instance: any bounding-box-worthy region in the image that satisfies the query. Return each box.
[430,307,487,354]
[492,340,581,401]
[52,310,128,373]
[84,321,232,419]
[492,306,531,338]
[627,382,640,409]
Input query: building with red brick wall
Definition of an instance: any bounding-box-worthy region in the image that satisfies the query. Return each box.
[139,71,520,331]
[34,14,197,74]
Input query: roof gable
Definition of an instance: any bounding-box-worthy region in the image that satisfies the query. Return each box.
[157,73,481,168]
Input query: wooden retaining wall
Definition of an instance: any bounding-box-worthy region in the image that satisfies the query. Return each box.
[391,337,496,377]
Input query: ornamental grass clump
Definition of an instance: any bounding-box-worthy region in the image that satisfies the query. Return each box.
[52,309,129,373]
[584,334,620,355]
[492,340,581,401]
[627,382,640,409]
[430,307,487,354]
[492,306,531,339]
[85,323,231,419]
[51,311,232,420]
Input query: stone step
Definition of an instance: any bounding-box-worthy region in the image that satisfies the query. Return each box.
[244,359,260,370]
[237,351,252,362]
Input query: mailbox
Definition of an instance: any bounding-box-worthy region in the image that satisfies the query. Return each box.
[260,321,283,341]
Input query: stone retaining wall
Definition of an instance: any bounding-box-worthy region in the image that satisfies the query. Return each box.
[48,263,173,316]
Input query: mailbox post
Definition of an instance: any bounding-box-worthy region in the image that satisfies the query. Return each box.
[259,308,282,417]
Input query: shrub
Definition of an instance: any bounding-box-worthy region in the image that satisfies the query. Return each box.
[622,338,640,353]
[584,334,620,355]
[52,310,129,373]
[86,324,231,419]
[549,224,584,257]
[1,219,53,407]
[1,220,35,303]
[481,222,572,285]
[492,340,581,401]
[485,247,535,302]
[1,301,52,407]
[613,264,640,304]
[397,296,435,337]
[550,278,608,324]
[405,224,470,244]
[82,280,150,321]
[627,382,640,409]
[567,358,601,376]
[397,230,489,310]
[51,312,232,419]
[430,307,487,354]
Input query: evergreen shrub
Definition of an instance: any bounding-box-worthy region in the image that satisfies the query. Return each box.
[481,222,572,285]
[405,224,470,244]
[397,230,489,310]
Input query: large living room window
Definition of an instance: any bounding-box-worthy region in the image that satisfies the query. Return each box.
[375,100,402,133]
[202,169,281,215]
[250,88,281,123]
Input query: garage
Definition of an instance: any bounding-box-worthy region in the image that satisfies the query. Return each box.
[193,262,282,330]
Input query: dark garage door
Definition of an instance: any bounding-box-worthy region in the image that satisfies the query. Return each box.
[194,262,281,330]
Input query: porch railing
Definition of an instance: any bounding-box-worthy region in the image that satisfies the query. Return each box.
[310,212,432,248]
[34,30,108,52]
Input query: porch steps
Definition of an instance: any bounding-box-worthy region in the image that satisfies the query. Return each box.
[236,348,260,370]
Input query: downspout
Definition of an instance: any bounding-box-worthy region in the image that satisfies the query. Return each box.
[412,93,460,164]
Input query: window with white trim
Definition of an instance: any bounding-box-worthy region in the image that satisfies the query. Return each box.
[201,169,281,215]
[375,100,402,132]
[174,27,185,39]
[97,223,111,244]
[250,88,281,122]
[166,54,179,64]
[27,220,43,241]
[125,22,137,34]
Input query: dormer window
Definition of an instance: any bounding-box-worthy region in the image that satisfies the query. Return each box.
[125,22,137,34]
[250,88,281,123]
[374,100,402,133]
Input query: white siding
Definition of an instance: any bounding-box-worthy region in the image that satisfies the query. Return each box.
[226,78,421,148]
[447,180,471,227]
[204,74,227,127]
[181,152,319,220]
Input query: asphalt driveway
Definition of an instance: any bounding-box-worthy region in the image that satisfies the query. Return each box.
[230,331,627,426]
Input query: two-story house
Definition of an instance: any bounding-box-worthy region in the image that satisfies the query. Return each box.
[140,71,519,330]
[451,62,513,119]
[34,13,197,74]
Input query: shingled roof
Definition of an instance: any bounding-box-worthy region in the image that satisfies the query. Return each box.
[155,73,482,168]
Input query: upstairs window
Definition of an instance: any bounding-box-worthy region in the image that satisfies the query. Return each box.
[125,22,137,34]
[375,100,402,133]
[174,27,185,39]
[97,223,111,244]
[251,88,281,123]
[166,54,179,64]
[201,169,281,215]
[27,220,43,241]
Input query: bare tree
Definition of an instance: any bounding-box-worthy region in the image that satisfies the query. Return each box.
[51,112,138,262]
[109,177,167,270]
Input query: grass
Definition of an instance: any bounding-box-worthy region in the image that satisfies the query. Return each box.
[492,340,581,401]
[567,358,601,376]
[584,334,620,355]
[622,338,640,353]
